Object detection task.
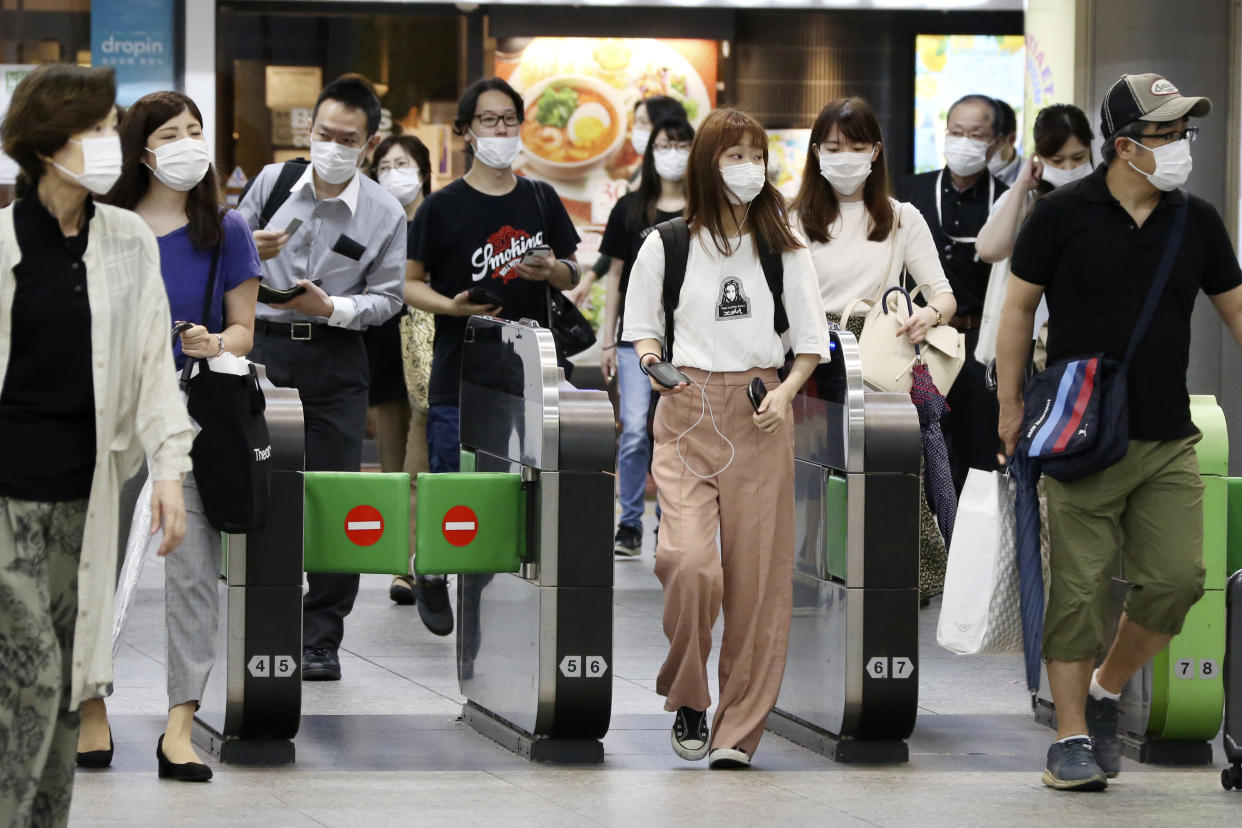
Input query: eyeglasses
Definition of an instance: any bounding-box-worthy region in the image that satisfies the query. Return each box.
[653,141,692,152]
[946,129,994,142]
[376,158,412,174]
[474,112,521,128]
[1140,127,1199,146]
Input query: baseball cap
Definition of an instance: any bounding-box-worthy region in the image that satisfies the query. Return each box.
[1100,73,1212,138]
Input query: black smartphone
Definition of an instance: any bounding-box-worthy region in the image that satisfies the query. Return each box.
[467,286,504,307]
[646,361,690,389]
[747,376,768,413]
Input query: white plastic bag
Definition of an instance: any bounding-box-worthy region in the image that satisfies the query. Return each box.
[975,257,1050,367]
[936,468,1023,655]
[112,475,164,657]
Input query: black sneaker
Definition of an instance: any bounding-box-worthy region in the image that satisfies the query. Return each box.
[614,524,642,557]
[1042,737,1107,791]
[671,706,709,761]
[415,576,454,636]
[1086,694,1122,777]
[302,647,341,681]
[389,575,416,606]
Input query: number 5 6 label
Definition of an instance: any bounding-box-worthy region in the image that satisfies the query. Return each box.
[1174,658,1219,679]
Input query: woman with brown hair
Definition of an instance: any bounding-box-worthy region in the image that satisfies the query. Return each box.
[75,90,260,783]
[623,108,829,769]
[0,65,192,823]
[791,97,956,601]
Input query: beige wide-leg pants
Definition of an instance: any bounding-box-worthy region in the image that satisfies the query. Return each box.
[651,366,794,758]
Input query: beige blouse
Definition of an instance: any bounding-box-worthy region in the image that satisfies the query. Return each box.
[0,200,193,708]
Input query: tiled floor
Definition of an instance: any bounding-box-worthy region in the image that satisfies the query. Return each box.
[69,508,1239,826]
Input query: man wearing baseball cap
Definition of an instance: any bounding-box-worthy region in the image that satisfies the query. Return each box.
[996,73,1242,791]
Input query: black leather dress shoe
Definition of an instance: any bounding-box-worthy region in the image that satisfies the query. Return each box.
[156,735,212,782]
[76,732,114,768]
[302,646,341,681]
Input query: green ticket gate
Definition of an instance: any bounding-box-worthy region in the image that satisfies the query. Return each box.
[303,471,411,575]
[1034,395,1228,764]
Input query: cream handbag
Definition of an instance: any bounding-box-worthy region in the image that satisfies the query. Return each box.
[842,285,966,393]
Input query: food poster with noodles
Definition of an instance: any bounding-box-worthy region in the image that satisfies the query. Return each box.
[496,37,717,229]
[913,35,1026,174]
[767,129,814,200]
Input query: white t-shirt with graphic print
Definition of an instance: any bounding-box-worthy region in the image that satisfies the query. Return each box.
[621,229,830,371]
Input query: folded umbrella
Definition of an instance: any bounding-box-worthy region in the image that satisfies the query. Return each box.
[1009,450,1045,698]
[909,360,956,547]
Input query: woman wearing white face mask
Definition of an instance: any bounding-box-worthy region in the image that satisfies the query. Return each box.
[791,97,956,601]
[0,66,194,819]
[598,117,694,558]
[977,104,1095,264]
[366,134,436,606]
[624,108,829,769]
[75,91,261,782]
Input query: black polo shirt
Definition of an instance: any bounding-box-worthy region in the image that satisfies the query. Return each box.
[896,167,1006,316]
[1011,165,1242,440]
[0,194,96,501]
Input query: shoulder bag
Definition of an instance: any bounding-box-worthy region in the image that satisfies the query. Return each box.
[1019,194,1189,482]
[528,178,595,357]
[179,241,273,532]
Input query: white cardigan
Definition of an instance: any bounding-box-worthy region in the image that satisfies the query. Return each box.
[0,200,193,708]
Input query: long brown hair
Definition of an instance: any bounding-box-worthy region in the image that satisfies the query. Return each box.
[107,91,223,250]
[791,97,893,245]
[685,108,801,256]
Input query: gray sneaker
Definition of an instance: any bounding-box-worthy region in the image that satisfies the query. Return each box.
[1086,695,1122,777]
[1042,737,1107,791]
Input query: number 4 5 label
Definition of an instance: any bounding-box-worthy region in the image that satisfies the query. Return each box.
[1174,658,1219,680]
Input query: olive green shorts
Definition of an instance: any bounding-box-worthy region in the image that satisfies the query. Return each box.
[1042,436,1206,663]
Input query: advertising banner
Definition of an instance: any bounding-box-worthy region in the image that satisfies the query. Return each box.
[495,37,717,230]
[1023,0,1081,146]
[91,0,177,106]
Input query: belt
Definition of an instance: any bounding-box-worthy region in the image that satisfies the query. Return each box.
[254,319,346,341]
[948,313,981,332]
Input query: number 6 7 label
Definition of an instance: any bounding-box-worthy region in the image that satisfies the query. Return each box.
[1174,658,1219,679]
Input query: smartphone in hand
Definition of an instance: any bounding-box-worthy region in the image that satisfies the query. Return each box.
[520,245,553,266]
[467,286,504,307]
[645,361,690,389]
[747,376,768,413]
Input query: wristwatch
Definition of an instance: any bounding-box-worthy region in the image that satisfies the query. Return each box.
[930,305,943,326]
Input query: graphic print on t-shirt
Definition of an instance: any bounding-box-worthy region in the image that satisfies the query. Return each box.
[716,277,751,320]
[471,225,546,284]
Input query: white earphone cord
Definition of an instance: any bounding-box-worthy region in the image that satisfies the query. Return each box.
[672,198,755,480]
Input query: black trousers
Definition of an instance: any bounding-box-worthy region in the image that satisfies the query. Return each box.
[251,326,369,652]
[944,326,1000,494]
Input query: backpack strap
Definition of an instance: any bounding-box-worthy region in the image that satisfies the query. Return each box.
[241,159,310,229]
[655,217,690,361]
[756,236,788,336]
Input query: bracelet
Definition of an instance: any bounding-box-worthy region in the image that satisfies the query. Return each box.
[558,258,581,287]
[601,344,616,350]
[213,334,225,358]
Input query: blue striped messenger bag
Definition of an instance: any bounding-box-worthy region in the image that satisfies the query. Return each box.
[1019,194,1188,483]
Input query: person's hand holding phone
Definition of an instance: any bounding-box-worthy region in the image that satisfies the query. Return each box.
[752,380,791,433]
[641,354,689,396]
[268,279,334,317]
[179,324,219,358]
[451,289,502,318]
[515,246,555,282]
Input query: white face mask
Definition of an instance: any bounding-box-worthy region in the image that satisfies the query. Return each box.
[631,127,652,157]
[987,148,1015,177]
[380,167,422,205]
[719,162,766,205]
[1126,138,1192,192]
[818,150,873,196]
[469,130,521,170]
[1039,161,1092,189]
[53,135,122,195]
[311,139,363,185]
[653,147,690,182]
[943,135,992,177]
[145,136,211,192]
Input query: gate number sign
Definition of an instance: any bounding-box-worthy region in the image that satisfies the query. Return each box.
[866,656,915,680]
[1174,658,1219,680]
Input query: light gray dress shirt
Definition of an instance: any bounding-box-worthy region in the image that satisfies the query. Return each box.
[237,162,406,330]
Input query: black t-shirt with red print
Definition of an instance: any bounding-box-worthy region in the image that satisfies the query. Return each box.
[409,176,580,406]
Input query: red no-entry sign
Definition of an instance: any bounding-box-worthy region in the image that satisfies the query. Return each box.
[344,504,385,546]
[442,505,478,547]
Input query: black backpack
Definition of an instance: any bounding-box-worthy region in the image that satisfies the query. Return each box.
[654,216,788,361]
[238,159,309,228]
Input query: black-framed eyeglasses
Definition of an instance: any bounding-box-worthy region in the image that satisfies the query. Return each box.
[474,112,521,128]
[1140,127,1199,146]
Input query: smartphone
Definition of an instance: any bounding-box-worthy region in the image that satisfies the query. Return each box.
[467,286,504,307]
[284,217,303,237]
[646,361,690,389]
[257,279,322,305]
[520,245,553,266]
[747,376,768,413]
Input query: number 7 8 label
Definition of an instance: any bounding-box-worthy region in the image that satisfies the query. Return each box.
[1174,658,1219,679]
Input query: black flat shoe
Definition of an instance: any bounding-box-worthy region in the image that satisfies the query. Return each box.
[156,735,212,782]
[76,733,113,768]
[389,575,416,606]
